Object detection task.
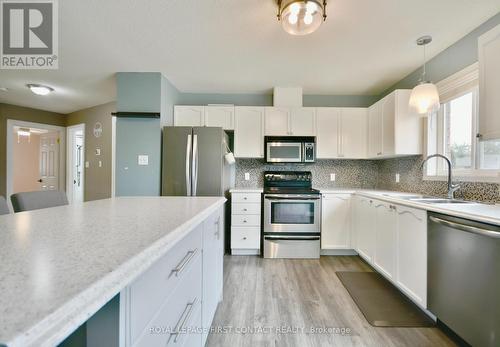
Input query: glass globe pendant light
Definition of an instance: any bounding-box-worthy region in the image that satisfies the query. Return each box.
[409,36,440,116]
[277,0,327,36]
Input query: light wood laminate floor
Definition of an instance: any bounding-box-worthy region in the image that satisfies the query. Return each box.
[206,255,456,347]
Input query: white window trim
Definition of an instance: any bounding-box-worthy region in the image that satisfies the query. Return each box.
[423,63,500,183]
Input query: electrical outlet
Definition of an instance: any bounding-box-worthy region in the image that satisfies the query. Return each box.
[98,160,102,168]
[244,172,250,181]
[85,161,89,168]
[395,173,400,183]
[330,173,336,181]
[138,155,149,166]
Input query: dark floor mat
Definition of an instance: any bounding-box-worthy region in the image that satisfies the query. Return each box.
[336,271,435,327]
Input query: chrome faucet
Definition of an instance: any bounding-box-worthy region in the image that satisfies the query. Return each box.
[421,154,461,199]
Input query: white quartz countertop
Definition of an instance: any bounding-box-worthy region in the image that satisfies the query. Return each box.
[321,189,500,226]
[0,196,226,347]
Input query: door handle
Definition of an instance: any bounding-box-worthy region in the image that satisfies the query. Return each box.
[429,216,500,239]
[185,134,192,196]
[192,135,198,196]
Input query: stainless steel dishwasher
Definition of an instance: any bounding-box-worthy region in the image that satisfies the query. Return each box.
[428,212,500,347]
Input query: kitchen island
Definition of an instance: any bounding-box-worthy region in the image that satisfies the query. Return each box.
[0,196,226,347]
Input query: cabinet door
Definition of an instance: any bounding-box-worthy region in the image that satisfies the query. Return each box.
[205,106,234,130]
[340,108,367,158]
[396,205,427,307]
[479,24,500,141]
[368,102,383,157]
[174,106,204,127]
[374,201,397,279]
[234,107,264,158]
[321,194,351,249]
[290,108,316,136]
[265,107,290,135]
[381,93,395,155]
[355,197,375,262]
[316,108,340,158]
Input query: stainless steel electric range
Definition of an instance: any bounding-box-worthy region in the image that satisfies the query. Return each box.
[262,171,321,259]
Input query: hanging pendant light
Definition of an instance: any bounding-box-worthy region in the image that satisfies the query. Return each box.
[277,0,327,36]
[409,36,440,116]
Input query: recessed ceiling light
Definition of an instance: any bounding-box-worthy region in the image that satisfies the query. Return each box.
[0,87,8,92]
[27,84,54,96]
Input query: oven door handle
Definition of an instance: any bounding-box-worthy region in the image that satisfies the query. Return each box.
[264,236,320,241]
[264,195,321,200]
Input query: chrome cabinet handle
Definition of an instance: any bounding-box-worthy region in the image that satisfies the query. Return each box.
[429,216,500,239]
[214,217,220,239]
[168,297,198,343]
[169,249,198,278]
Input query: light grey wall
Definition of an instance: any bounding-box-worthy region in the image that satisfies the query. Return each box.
[380,12,500,98]
[176,92,377,107]
[161,76,181,126]
[115,72,163,196]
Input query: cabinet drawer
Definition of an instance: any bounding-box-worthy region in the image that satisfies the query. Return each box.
[232,203,261,215]
[231,214,261,227]
[129,224,202,344]
[231,193,261,203]
[231,227,260,249]
[133,255,202,347]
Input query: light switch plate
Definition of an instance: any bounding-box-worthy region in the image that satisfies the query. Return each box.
[95,148,101,156]
[395,173,400,183]
[98,160,102,168]
[244,172,250,181]
[330,173,336,181]
[85,161,89,168]
[138,155,149,166]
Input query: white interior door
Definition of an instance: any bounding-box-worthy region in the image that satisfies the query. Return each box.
[39,133,60,191]
[73,131,84,202]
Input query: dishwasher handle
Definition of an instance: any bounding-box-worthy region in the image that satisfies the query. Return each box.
[429,216,500,239]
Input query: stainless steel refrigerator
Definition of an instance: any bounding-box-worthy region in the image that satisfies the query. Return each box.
[162,126,234,197]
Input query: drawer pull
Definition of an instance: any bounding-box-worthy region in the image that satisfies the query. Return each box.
[243,237,247,240]
[168,297,198,343]
[243,208,248,211]
[243,197,248,200]
[243,220,247,223]
[169,249,198,278]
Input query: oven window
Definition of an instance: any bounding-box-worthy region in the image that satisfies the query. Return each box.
[269,145,301,159]
[271,202,314,224]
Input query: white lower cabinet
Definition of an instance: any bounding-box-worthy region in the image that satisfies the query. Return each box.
[395,205,427,307]
[373,201,397,280]
[321,194,352,250]
[352,195,427,308]
[121,206,224,347]
[231,192,261,255]
[353,196,376,262]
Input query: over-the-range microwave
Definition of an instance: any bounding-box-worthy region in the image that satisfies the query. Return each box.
[264,136,316,163]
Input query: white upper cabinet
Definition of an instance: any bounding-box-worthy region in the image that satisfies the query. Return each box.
[289,108,316,136]
[264,107,316,136]
[265,107,290,135]
[174,105,234,130]
[174,106,205,127]
[479,24,500,141]
[204,106,234,130]
[368,101,383,157]
[234,107,264,158]
[340,108,367,158]
[368,90,422,158]
[316,108,340,158]
[316,107,367,159]
[321,194,352,250]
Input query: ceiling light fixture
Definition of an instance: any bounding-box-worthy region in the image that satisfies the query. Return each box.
[277,0,327,36]
[409,36,440,116]
[27,84,54,96]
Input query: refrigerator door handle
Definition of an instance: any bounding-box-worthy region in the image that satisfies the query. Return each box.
[185,134,192,196]
[192,134,199,196]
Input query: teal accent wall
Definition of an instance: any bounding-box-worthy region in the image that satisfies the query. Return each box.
[380,12,500,98]
[115,118,161,196]
[176,92,377,107]
[115,72,163,196]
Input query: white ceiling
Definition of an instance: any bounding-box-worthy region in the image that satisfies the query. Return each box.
[0,0,499,114]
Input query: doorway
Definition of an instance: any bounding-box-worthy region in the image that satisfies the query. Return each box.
[67,124,85,204]
[6,120,66,208]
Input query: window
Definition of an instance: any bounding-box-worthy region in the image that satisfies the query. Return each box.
[425,64,500,181]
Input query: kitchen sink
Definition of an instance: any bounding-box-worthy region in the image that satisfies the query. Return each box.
[409,198,472,204]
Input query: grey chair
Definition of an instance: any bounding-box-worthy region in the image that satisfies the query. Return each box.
[0,196,10,215]
[11,191,69,213]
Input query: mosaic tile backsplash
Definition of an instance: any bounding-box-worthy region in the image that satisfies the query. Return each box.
[235,156,500,203]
